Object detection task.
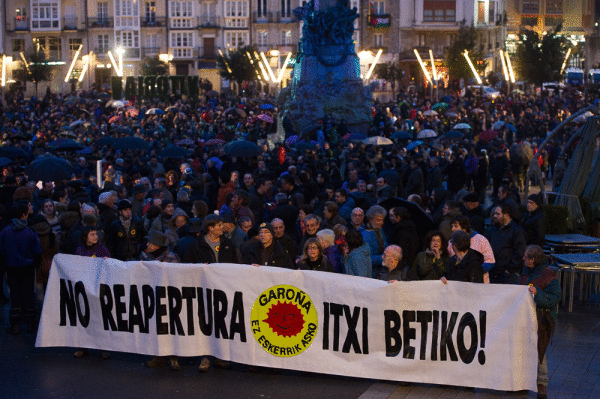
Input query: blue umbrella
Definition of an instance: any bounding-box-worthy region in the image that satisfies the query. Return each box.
[0,157,12,167]
[505,123,517,133]
[76,147,94,155]
[390,131,412,140]
[343,133,367,141]
[443,130,464,139]
[405,140,425,152]
[113,137,150,150]
[146,108,165,115]
[260,103,275,110]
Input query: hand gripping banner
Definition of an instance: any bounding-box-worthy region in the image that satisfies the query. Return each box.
[37,255,538,391]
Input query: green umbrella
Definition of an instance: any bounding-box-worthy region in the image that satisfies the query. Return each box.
[432,102,448,111]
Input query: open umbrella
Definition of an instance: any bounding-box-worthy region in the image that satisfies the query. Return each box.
[26,156,74,182]
[70,120,85,128]
[441,95,455,103]
[176,139,195,146]
[379,197,434,238]
[224,141,262,157]
[417,129,437,139]
[454,123,472,130]
[510,143,533,166]
[207,90,219,98]
[442,130,464,139]
[126,109,139,118]
[260,103,275,110]
[166,106,180,113]
[0,146,27,159]
[50,139,84,151]
[504,123,517,133]
[390,131,412,140]
[422,110,438,116]
[110,100,127,108]
[95,137,116,147]
[471,108,484,114]
[479,129,498,141]
[160,145,190,158]
[492,121,505,130]
[58,131,78,139]
[431,103,448,111]
[113,126,133,135]
[97,93,111,100]
[0,157,13,168]
[342,133,367,142]
[444,110,458,117]
[285,135,300,146]
[108,115,122,124]
[76,147,94,155]
[113,137,150,150]
[256,114,274,124]
[405,140,424,152]
[146,108,165,115]
[364,136,393,146]
[205,138,225,146]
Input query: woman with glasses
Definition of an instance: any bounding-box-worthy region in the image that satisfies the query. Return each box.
[297,238,334,272]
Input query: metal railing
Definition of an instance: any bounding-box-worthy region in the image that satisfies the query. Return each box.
[197,16,220,27]
[94,47,110,58]
[195,46,217,59]
[88,17,114,28]
[143,47,161,57]
[141,16,166,27]
[63,17,79,30]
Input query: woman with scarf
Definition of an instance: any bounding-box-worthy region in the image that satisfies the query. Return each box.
[297,238,334,272]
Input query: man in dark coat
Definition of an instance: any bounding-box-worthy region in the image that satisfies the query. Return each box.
[487,203,527,284]
[242,223,294,269]
[182,214,238,264]
[105,200,146,261]
[378,245,417,281]
[426,157,443,194]
[173,218,203,262]
[442,230,484,283]
[522,194,545,247]
[404,157,424,198]
[272,218,297,262]
[268,192,299,235]
[461,192,486,234]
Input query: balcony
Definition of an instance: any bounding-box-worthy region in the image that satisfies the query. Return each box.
[141,17,166,28]
[198,16,220,28]
[368,13,391,28]
[7,17,29,31]
[94,47,110,58]
[196,46,216,59]
[172,48,194,59]
[170,18,196,29]
[63,17,79,30]
[88,17,114,28]
[253,11,274,23]
[123,48,141,59]
[143,47,161,57]
[31,19,60,30]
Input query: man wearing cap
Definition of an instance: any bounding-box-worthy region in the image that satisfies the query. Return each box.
[242,223,294,269]
[461,192,486,235]
[105,199,146,261]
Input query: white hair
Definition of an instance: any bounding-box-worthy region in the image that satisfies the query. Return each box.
[316,229,336,247]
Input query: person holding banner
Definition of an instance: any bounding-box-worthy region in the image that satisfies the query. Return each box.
[411,230,449,281]
[441,230,484,284]
[243,223,294,269]
[379,245,417,282]
[518,245,561,399]
[297,237,334,272]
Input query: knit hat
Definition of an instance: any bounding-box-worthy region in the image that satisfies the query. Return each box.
[145,230,167,247]
[528,193,543,208]
[462,193,480,203]
[258,222,274,236]
[81,203,96,216]
[117,199,132,210]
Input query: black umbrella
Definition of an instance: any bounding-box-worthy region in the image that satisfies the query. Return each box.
[26,156,74,182]
[113,137,150,150]
[443,130,464,139]
[0,157,12,168]
[113,126,134,135]
[224,141,262,157]
[50,139,84,151]
[97,93,111,100]
[94,137,116,147]
[390,131,412,140]
[0,146,27,159]
[160,145,190,158]
[379,197,434,238]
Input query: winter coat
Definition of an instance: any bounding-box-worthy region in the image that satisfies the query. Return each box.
[522,208,545,247]
[183,234,238,264]
[297,256,334,272]
[105,217,146,261]
[404,167,424,197]
[0,219,43,268]
[445,249,484,283]
[140,246,180,263]
[344,242,372,277]
[411,251,450,281]
[360,226,388,269]
[487,220,527,279]
[379,261,418,282]
[242,240,294,269]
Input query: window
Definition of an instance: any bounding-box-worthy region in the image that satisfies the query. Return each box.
[423,1,455,22]
[12,39,25,54]
[373,34,384,47]
[31,0,60,29]
[170,32,193,57]
[170,1,193,28]
[225,1,248,27]
[97,34,109,52]
[257,30,268,46]
[418,34,426,47]
[145,1,156,21]
[34,37,61,59]
[118,31,139,48]
[115,0,139,28]
[97,2,109,19]
[522,1,539,14]
[282,30,292,45]
[521,16,538,25]
[16,8,27,21]
[281,0,291,18]
[257,0,267,17]
[225,31,248,49]
[546,0,562,14]
[373,1,385,14]
[145,34,159,54]
[69,38,83,59]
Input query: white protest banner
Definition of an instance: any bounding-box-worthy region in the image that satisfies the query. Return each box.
[37,255,538,391]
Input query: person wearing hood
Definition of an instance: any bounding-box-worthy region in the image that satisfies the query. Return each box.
[165,207,189,249]
[1,201,43,334]
[343,229,372,277]
[150,200,175,233]
[441,230,484,284]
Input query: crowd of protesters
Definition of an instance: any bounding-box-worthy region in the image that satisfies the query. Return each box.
[0,82,578,396]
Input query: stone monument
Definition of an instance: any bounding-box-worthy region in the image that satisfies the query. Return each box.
[278,0,373,137]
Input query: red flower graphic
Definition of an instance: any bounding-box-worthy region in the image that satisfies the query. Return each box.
[263,301,305,338]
